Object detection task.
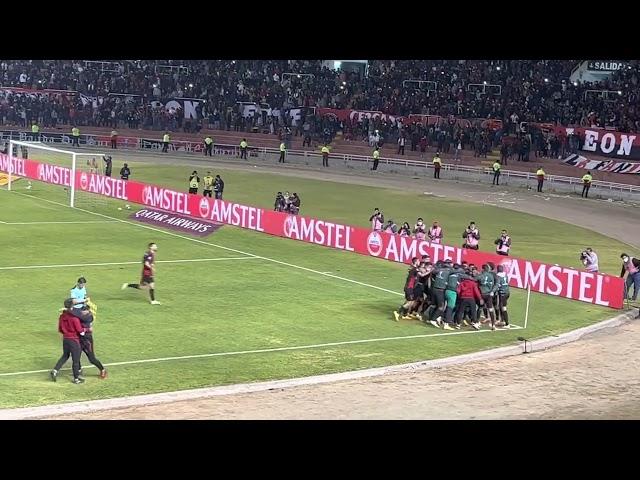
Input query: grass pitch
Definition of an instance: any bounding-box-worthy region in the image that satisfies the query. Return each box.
[0,152,635,409]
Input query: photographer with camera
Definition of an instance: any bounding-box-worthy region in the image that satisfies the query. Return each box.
[580,248,599,273]
[462,221,480,250]
[369,208,384,231]
[494,230,512,256]
[274,192,285,212]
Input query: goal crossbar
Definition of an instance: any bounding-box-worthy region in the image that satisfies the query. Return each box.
[7,140,107,208]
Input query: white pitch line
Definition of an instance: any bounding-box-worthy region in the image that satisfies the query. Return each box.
[0,220,119,225]
[0,325,521,378]
[0,256,258,271]
[2,190,403,298]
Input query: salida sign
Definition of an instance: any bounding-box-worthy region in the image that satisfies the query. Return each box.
[0,153,625,309]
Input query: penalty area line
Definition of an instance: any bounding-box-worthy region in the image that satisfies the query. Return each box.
[0,326,518,378]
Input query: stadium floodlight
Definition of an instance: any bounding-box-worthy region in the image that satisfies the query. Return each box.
[8,139,107,208]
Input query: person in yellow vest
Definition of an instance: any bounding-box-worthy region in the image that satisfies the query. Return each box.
[240,138,248,159]
[162,132,170,153]
[204,136,213,157]
[492,160,501,185]
[433,152,442,179]
[202,171,214,197]
[581,171,593,198]
[71,126,80,147]
[279,141,286,163]
[321,144,330,167]
[188,170,200,194]
[31,122,40,141]
[371,146,380,171]
[536,166,546,192]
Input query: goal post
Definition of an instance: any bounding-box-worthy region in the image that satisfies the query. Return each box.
[8,139,108,208]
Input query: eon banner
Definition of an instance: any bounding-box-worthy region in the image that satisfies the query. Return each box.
[0,153,625,309]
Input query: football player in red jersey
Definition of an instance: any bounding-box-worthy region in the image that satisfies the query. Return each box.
[122,242,161,305]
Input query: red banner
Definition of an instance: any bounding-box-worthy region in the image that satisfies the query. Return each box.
[0,153,625,309]
[536,125,640,160]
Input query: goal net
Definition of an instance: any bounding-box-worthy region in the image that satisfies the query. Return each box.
[6,140,111,210]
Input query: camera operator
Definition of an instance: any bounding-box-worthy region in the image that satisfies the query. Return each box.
[369,208,384,231]
[580,247,599,273]
[289,192,301,215]
[274,192,285,212]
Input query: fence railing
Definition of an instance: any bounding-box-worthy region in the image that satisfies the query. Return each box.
[4,127,640,196]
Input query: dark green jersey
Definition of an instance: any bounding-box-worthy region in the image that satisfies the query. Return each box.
[446,268,464,291]
[431,267,451,290]
[496,273,510,294]
[476,271,495,295]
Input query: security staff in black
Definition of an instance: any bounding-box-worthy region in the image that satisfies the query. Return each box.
[103,155,113,177]
[204,136,213,156]
[214,175,224,199]
[188,171,200,194]
[77,308,107,379]
[120,163,131,180]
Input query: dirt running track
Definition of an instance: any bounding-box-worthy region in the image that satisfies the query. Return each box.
[46,150,640,419]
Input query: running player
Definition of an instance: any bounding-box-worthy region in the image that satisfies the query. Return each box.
[122,242,161,305]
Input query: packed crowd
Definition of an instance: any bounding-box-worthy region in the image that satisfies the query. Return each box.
[1,59,639,137]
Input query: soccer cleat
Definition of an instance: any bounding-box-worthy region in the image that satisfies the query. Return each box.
[72,377,85,384]
[454,324,461,330]
[50,370,57,382]
[393,311,400,322]
[462,320,469,326]
[100,369,108,379]
[150,300,161,305]
[443,323,454,331]
[471,322,481,330]
[402,315,412,320]
[429,320,439,328]
[121,283,128,290]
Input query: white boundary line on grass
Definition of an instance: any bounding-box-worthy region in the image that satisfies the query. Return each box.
[1,189,402,297]
[0,256,259,271]
[0,325,522,378]
[0,220,119,225]
[0,313,632,420]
